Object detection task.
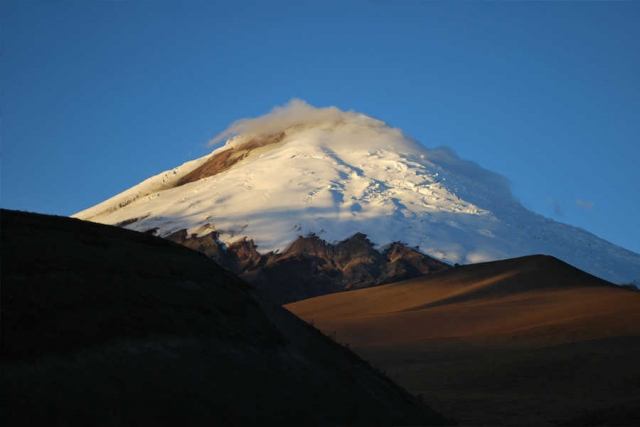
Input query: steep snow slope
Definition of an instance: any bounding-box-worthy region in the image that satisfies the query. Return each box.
[74,102,640,285]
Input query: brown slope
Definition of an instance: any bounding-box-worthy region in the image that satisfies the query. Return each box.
[285,255,640,426]
[175,132,286,187]
[0,209,450,426]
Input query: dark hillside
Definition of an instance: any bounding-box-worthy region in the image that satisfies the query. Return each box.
[0,209,449,426]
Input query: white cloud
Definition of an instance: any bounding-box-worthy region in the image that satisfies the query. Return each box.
[575,199,594,210]
[208,99,363,146]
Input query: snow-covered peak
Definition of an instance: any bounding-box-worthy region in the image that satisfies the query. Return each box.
[73,101,640,286]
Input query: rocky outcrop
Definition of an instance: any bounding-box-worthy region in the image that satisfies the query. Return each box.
[175,132,286,187]
[166,230,450,304]
[166,229,269,273]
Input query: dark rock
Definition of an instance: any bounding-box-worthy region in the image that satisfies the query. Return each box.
[166,230,451,304]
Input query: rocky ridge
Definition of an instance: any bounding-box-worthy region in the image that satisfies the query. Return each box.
[166,230,450,304]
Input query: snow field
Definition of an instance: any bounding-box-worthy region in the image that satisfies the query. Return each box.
[74,113,640,285]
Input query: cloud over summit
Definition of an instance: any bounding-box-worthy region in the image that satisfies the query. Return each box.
[206,99,517,205]
[208,99,366,146]
[575,199,595,210]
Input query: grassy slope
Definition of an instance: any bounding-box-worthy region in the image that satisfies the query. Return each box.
[286,255,640,426]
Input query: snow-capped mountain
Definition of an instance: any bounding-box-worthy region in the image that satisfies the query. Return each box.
[74,100,640,286]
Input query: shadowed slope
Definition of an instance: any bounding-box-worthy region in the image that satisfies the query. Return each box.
[286,255,640,426]
[0,209,449,426]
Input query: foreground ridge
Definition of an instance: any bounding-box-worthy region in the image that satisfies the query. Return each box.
[1,208,450,425]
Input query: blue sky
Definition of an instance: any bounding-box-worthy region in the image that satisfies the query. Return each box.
[2,1,639,254]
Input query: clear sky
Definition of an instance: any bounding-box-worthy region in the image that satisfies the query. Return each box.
[2,1,639,254]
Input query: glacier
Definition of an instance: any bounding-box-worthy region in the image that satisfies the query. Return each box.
[73,101,640,286]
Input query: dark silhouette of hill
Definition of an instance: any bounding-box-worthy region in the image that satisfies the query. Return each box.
[0,209,450,426]
[286,255,640,426]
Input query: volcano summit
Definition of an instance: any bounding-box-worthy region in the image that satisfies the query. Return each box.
[74,100,640,287]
